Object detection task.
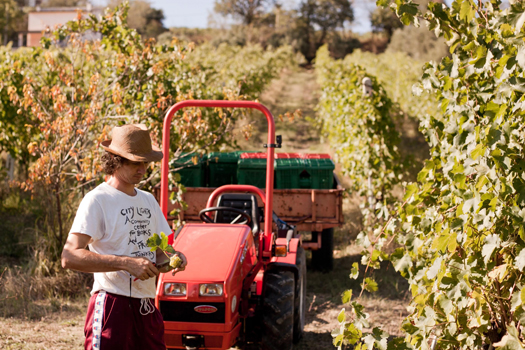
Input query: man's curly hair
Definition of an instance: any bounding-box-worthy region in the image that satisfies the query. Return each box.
[101,152,125,175]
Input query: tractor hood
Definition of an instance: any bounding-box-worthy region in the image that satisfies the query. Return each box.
[167,223,252,282]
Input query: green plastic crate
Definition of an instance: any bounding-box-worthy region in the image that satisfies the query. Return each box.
[237,153,335,189]
[237,153,272,188]
[206,151,241,187]
[275,158,304,189]
[304,158,335,189]
[170,153,205,187]
[275,157,335,189]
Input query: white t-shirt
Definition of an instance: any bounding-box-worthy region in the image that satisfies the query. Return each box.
[69,182,172,299]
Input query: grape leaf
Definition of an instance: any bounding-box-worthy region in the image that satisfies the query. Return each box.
[342,290,353,304]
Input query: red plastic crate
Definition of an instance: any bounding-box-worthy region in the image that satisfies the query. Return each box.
[301,153,331,159]
[240,152,267,159]
[277,153,302,159]
[240,152,331,159]
[240,153,303,159]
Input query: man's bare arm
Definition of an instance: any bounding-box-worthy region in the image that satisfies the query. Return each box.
[61,232,159,281]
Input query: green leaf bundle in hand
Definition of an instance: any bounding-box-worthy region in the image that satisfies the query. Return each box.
[146,232,180,268]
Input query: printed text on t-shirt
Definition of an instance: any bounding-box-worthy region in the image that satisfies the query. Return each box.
[121,206,154,260]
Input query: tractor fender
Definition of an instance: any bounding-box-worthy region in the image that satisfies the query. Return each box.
[267,238,301,280]
[253,238,301,296]
[272,237,300,264]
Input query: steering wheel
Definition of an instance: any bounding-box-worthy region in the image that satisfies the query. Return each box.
[199,207,252,225]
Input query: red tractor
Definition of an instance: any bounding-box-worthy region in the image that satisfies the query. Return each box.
[155,101,307,349]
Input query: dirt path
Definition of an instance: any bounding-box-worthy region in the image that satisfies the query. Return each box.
[237,67,327,154]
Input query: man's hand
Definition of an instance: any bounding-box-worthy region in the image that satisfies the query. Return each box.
[127,257,159,281]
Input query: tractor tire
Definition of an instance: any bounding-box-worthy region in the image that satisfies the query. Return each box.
[311,228,334,271]
[293,246,307,343]
[261,270,294,350]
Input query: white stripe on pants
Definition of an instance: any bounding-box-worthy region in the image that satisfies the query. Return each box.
[92,291,106,350]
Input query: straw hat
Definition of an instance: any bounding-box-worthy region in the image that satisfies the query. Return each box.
[101,124,163,162]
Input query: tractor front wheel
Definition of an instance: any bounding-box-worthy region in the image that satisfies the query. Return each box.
[262,270,294,350]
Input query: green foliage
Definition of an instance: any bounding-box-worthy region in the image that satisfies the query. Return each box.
[0,3,292,264]
[0,46,36,164]
[187,42,295,102]
[146,232,175,254]
[317,48,405,348]
[344,49,438,121]
[0,0,26,45]
[332,0,525,348]
[316,44,403,219]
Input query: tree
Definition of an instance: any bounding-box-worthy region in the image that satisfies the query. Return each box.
[387,25,448,62]
[295,0,354,62]
[0,0,26,46]
[108,0,167,39]
[370,6,402,40]
[0,47,36,167]
[213,0,272,25]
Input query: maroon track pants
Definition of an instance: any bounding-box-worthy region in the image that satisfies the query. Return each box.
[84,291,166,350]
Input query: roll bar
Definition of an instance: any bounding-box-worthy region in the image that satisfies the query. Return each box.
[161,100,276,238]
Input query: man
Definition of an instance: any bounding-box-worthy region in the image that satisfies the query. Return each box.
[61,124,185,350]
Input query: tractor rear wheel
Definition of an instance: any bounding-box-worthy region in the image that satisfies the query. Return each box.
[261,270,294,350]
[311,228,334,271]
[293,246,306,343]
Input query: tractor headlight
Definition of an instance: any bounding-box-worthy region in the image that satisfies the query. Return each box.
[164,283,186,296]
[199,283,223,296]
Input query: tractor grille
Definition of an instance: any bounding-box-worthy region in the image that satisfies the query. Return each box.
[160,301,225,323]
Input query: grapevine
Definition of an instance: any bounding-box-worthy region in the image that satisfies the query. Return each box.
[330,0,525,349]
[316,44,404,260]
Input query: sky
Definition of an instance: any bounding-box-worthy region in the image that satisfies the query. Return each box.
[92,0,373,34]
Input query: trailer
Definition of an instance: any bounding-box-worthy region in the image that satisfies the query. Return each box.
[154,163,344,271]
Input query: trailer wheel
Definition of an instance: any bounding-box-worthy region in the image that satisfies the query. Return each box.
[262,270,294,350]
[293,246,306,343]
[311,228,334,271]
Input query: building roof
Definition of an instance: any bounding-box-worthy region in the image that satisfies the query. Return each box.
[33,5,103,13]
[28,6,104,32]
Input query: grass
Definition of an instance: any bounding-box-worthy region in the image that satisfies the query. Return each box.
[0,265,92,319]
[0,298,86,350]
[0,263,91,348]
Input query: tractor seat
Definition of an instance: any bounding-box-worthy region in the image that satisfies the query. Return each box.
[215,193,261,236]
